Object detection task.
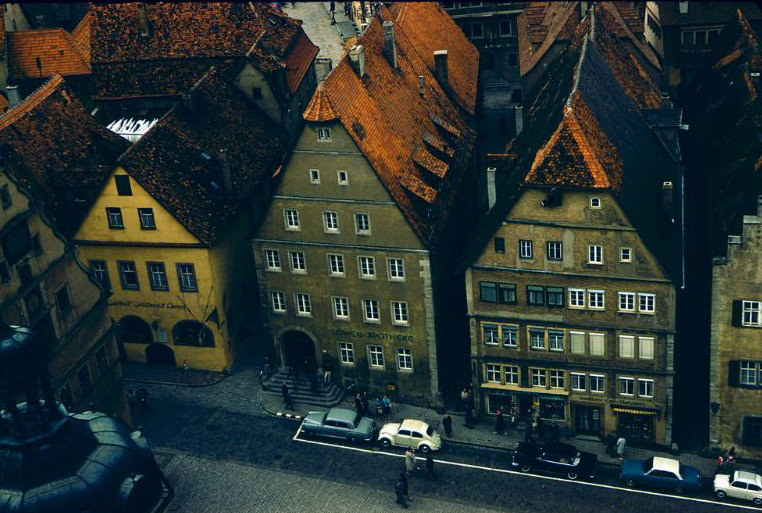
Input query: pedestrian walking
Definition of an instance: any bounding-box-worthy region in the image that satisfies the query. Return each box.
[604,432,616,457]
[494,409,505,435]
[361,392,369,416]
[524,416,533,442]
[263,356,272,378]
[726,447,737,470]
[549,423,559,443]
[460,387,468,411]
[394,476,408,508]
[616,436,627,460]
[464,406,474,429]
[382,394,392,418]
[376,396,385,418]
[282,382,294,410]
[442,413,453,437]
[323,362,332,384]
[536,417,545,441]
[405,448,416,475]
[355,393,364,415]
[716,453,726,474]
[258,368,266,390]
[425,452,436,479]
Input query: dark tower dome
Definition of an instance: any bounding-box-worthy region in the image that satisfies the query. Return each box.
[0,323,172,513]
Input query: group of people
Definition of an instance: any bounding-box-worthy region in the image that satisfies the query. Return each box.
[460,386,476,429]
[604,432,627,459]
[395,448,436,508]
[716,447,737,474]
[354,392,392,419]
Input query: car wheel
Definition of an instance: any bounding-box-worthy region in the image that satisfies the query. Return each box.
[752,497,761,506]
[625,479,635,488]
[419,445,431,454]
[567,471,578,480]
[520,464,531,473]
[675,485,684,494]
[715,490,726,499]
[380,438,391,448]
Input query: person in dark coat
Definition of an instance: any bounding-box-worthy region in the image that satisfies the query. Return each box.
[442,413,453,437]
[604,432,616,457]
[549,423,559,443]
[494,409,505,435]
[464,406,474,429]
[354,393,364,415]
[425,452,435,479]
[536,417,545,441]
[282,383,294,410]
[394,476,408,508]
[524,416,533,442]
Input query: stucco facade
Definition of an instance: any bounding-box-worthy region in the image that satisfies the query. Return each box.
[467,188,675,445]
[710,196,762,458]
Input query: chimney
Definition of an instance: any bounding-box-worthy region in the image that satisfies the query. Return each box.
[751,72,761,88]
[349,45,366,78]
[138,3,151,38]
[5,86,20,107]
[219,149,234,195]
[662,181,673,215]
[418,74,425,97]
[382,21,398,68]
[487,167,497,211]
[434,50,449,91]
[514,105,524,135]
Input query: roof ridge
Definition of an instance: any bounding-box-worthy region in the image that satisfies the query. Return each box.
[565,27,590,110]
[60,25,91,71]
[566,106,611,188]
[0,74,65,131]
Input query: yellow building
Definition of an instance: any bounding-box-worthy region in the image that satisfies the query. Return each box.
[75,68,286,371]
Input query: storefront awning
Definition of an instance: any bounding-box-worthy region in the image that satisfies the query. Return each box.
[612,406,658,415]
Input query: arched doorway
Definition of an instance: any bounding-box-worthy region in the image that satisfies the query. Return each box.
[145,343,176,366]
[172,320,215,347]
[118,316,153,345]
[281,330,316,371]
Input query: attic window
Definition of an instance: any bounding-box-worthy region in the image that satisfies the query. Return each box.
[317,127,331,142]
[115,175,132,196]
[590,197,601,209]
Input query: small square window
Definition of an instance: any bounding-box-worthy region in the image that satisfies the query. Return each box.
[106,207,124,229]
[118,261,139,290]
[547,241,563,261]
[115,175,132,196]
[328,254,345,276]
[392,301,409,325]
[589,374,605,393]
[620,247,632,262]
[519,240,533,259]
[639,337,655,359]
[358,256,376,279]
[337,170,349,185]
[483,324,499,345]
[295,292,312,316]
[147,262,169,291]
[323,211,339,232]
[138,208,156,230]
[177,263,198,292]
[289,251,307,273]
[498,283,516,304]
[588,290,605,310]
[355,213,371,234]
[396,348,413,371]
[590,197,601,209]
[639,293,655,313]
[619,335,635,358]
[546,287,564,307]
[338,342,355,365]
[368,345,385,368]
[588,245,603,264]
[0,184,12,210]
[284,209,300,231]
[494,237,505,253]
[388,258,405,281]
[619,377,635,396]
[265,249,281,271]
[317,127,331,142]
[363,299,380,322]
[527,285,545,306]
[333,296,350,320]
[309,169,320,184]
[271,291,286,313]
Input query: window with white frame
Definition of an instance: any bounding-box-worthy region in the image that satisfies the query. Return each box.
[620,247,632,262]
[588,245,603,264]
[317,126,331,141]
[530,368,546,387]
[396,348,413,371]
[338,342,354,364]
[483,324,499,345]
[337,170,348,185]
[289,251,306,273]
[588,290,605,310]
[359,256,376,278]
[529,328,545,350]
[570,331,586,354]
[619,292,635,312]
[265,249,281,271]
[502,325,518,347]
[295,293,311,316]
[569,289,585,308]
[639,293,655,313]
[589,332,605,356]
[392,301,409,325]
[271,291,286,313]
[284,209,300,230]
[519,240,533,259]
[363,299,380,322]
[590,197,601,209]
[743,301,762,326]
[548,329,564,351]
[323,211,339,232]
[547,241,563,261]
[355,213,371,234]
[368,345,384,368]
[505,366,519,385]
[740,361,758,385]
[619,377,635,396]
[590,374,605,393]
[388,258,405,281]
[333,296,350,320]
[571,373,586,391]
[638,379,654,398]
[309,169,320,184]
[639,337,655,359]
[619,335,635,358]
[549,370,565,389]
[486,364,501,383]
[328,254,345,276]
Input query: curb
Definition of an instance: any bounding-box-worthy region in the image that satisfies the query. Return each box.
[123,372,229,389]
[258,389,304,420]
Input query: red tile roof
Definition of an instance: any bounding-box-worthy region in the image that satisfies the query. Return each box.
[302,82,337,122]
[390,2,479,115]
[72,10,91,63]
[0,75,128,236]
[7,28,91,79]
[285,30,319,94]
[313,4,475,247]
[116,68,287,246]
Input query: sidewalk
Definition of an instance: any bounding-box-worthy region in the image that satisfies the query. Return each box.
[122,361,228,387]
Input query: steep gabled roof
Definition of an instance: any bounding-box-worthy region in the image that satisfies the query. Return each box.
[390,2,479,115]
[466,5,680,278]
[116,68,287,246]
[7,28,91,79]
[302,82,337,122]
[0,75,128,236]
[71,10,91,63]
[311,4,475,248]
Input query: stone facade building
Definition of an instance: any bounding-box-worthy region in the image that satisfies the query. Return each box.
[253,2,478,404]
[464,5,682,445]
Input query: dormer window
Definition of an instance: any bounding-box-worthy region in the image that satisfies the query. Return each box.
[337,170,348,185]
[590,197,601,209]
[317,127,331,142]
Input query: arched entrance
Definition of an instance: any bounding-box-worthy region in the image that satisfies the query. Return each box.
[145,343,176,366]
[281,330,316,371]
[117,315,153,345]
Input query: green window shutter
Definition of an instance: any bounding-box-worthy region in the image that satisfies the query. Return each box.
[732,300,743,327]
[728,360,740,387]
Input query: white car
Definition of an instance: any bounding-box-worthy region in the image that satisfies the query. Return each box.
[714,470,762,505]
[378,419,442,453]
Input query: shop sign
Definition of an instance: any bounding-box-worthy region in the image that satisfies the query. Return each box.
[574,396,607,404]
[108,299,185,309]
[331,328,414,342]
[613,398,653,408]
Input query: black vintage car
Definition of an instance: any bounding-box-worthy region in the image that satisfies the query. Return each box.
[511,441,597,480]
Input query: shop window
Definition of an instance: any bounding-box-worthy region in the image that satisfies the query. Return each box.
[172,320,215,347]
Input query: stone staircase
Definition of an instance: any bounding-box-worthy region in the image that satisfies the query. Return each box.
[262,371,345,409]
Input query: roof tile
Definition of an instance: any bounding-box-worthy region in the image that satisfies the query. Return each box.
[7,28,91,79]
[302,82,337,122]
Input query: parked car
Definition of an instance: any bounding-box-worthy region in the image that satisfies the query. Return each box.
[378,419,442,453]
[511,441,597,480]
[300,407,377,442]
[714,470,762,505]
[620,456,701,493]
